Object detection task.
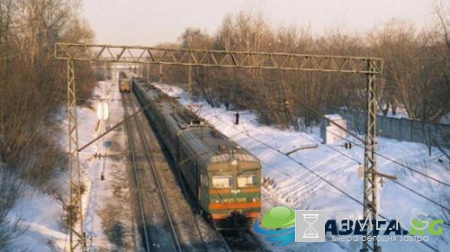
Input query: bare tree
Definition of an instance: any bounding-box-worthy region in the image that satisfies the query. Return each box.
[163,9,449,131]
[0,0,95,186]
[0,164,25,250]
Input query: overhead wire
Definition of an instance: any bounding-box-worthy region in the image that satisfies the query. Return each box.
[325,128,450,188]
[179,87,450,210]
[308,124,450,213]
[209,113,366,207]
[159,85,441,252]
[390,180,450,212]
[312,127,450,211]
[206,110,441,252]
[294,101,450,188]
[296,127,362,164]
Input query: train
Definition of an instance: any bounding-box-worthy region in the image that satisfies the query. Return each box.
[118,71,132,93]
[132,78,262,229]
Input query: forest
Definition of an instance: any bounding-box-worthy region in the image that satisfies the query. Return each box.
[147,9,450,131]
[0,0,95,247]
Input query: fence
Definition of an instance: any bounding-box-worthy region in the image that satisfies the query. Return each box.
[326,108,450,147]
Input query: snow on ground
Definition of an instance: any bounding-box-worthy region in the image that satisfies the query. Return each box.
[7,78,447,251]
[7,76,136,251]
[155,83,450,252]
[6,187,67,251]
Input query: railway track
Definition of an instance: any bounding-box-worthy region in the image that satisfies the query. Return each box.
[123,94,182,251]
[123,90,265,252]
[221,230,265,252]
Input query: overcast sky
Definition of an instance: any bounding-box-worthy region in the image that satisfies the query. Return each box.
[81,0,438,46]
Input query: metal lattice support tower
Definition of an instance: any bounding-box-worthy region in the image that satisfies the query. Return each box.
[159,64,163,84]
[361,59,379,252]
[188,65,193,93]
[67,59,86,251]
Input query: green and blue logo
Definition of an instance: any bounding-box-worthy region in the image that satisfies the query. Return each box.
[254,208,444,246]
[253,206,296,246]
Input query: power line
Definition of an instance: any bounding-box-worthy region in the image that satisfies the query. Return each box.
[175,88,450,208]
[315,128,450,214]
[390,180,450,212]
[210,113,365,206]
[214,107,362,165]
[325,129,450,188]
[309,127,450,212]
[294,127,362,164]
[296,100,365,143]
[209,110,444,251]
[167,89,440,251]
[292,101,450,188]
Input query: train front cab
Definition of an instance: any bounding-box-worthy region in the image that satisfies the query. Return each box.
[200,157,261,230]
[119,80,131,93]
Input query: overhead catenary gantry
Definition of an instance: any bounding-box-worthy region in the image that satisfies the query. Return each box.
[55,42,383,252]
[56,43,382,73]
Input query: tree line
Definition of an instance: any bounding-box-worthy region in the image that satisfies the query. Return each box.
[0,0,95,186]
[0,0,94,248]
[145,9,450,130]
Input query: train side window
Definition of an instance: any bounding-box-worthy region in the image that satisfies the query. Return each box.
[212,175,233,188]
[237,174,257,187]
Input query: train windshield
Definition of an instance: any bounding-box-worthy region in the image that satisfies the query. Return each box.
[237,174,257,187]
[212,175,233,188]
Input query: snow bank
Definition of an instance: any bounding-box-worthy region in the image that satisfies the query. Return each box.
[155,83,450,252]
[7,78,135,251]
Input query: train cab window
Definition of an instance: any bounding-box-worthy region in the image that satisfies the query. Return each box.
[237,174,257,187]
[212,175,233,188]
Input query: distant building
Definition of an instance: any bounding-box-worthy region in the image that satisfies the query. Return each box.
[321,114,347,144]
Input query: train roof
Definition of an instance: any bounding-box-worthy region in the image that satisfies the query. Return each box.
[178,128,259,165]
[134,81,260,166]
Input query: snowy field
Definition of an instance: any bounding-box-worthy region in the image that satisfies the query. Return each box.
[155,83,450,252]
[7,78,137,251]
[4,79,449,251]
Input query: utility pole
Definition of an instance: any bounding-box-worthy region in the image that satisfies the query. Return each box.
[66,59,86,251]
[159,64,163,84]
[188,65,192,93]
[361,59,380,252]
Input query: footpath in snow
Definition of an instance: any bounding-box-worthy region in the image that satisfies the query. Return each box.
[155,83,450,252]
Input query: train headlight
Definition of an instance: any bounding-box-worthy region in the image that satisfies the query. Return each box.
[215,200,219,203]
[252,198,257,202]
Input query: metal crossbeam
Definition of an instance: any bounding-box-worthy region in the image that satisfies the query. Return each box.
[55,43,383,74]
[55,42,383,252]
